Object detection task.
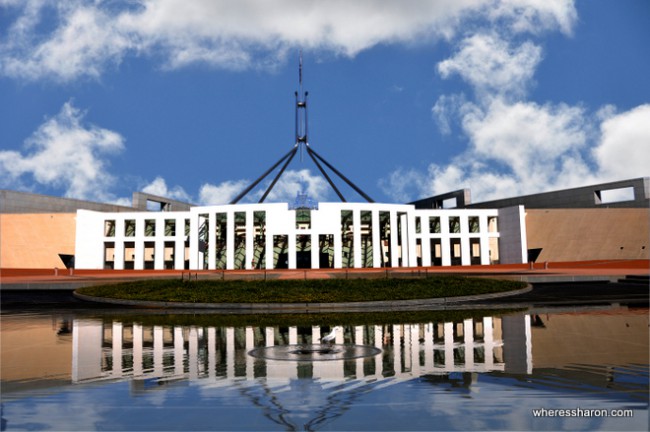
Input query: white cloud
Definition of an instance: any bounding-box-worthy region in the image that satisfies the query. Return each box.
[380,0,618,204]
[141,176,192,203]
[198,168,331,205]
[432,94,468,135]
[461,98,589,180]
[384,101,650,203]
[437,32,542,100]
[257,169,330,203]
[198,180,250,205]
[487,0,578,35]
[418,98,593,201]
[2,3,133,82]
[0,0,578,82]
[593,104,650,181]
[0,101,124,201]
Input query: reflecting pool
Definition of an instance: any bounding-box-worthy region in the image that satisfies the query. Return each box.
[1,306,648,431]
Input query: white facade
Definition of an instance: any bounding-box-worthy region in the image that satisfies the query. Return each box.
[75,202,527,270]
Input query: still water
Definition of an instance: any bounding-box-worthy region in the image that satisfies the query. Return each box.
[1,305,648,431]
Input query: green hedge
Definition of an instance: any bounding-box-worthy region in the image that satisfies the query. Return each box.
[77,275,526,304]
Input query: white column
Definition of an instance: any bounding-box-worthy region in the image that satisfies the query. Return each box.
[114,238,125,270]
[406,214,418,267]
[353,210,362,268]
[410,324,420,376]
[288,232,297,269]
[175,216,185,270]
[424,323,434,371]
[334,226,343,269]
[111,322,122,379]
[226,327,235,379]
[400,213,410,267]
[312,326,321,344]
[155,238,165,270]
[246,327,255,379]
[459,215,470,266]
[372,209,381,268]
[289,327,298,345]
[355,326,365,378]
[374,325,383,378]
[422,231,432,267]
[393,325,402,374]
[133,323,143,377]
[226,211,235,270]
[335,327,344,344]
[463,319,474,370]
[72,319,103,383]
[134,230,144,270]
[265,327,275,347]
[174,327,184,377]
[444,322,454,372]
[483,317,494,370]
[208,327,216,379]
[153,326,163,377]
[355,326,364,345]
[311,233,319,269]
[189,327,198,379]
[245,211,254,269]
[390,212,399,267]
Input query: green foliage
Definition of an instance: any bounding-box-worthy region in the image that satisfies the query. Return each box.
[77,276,526,304]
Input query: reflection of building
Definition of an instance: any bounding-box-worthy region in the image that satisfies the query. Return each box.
[3,308,647,402]
[71,316,532,385]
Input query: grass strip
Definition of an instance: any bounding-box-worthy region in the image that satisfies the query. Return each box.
[76,275,526,304]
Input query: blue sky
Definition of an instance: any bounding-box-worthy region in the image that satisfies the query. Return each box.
[1,0,648,206]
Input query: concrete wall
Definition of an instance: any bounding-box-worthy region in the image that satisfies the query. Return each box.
[526,208,650,262]
[498,206,528,264]
[468,177,649,209]
[0,213,76,268]
[1,189,133,213]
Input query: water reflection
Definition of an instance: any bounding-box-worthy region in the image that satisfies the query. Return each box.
[72,316,526,384]
[1,308,648,431]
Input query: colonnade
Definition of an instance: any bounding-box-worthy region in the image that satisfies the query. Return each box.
[71,317,533,385]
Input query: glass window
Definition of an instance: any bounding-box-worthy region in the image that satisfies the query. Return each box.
[145,219,156,237]
[295,209,311,229]
[449,217,460,234]
[104,220,115,237]
[468,216,480,233]
[429,216,440,233]
[488,216,498,233]
[165,219,176,236]
[125,220,136,237]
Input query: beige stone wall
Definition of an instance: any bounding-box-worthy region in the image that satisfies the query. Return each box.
[531,309,649,368]
[0,213,76,268]
[1,315,72,384]
[525,208,649,262]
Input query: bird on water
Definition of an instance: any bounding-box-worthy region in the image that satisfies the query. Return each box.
[320,326,341,344]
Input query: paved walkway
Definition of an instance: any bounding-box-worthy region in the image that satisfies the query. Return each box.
[1,260,648,290]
